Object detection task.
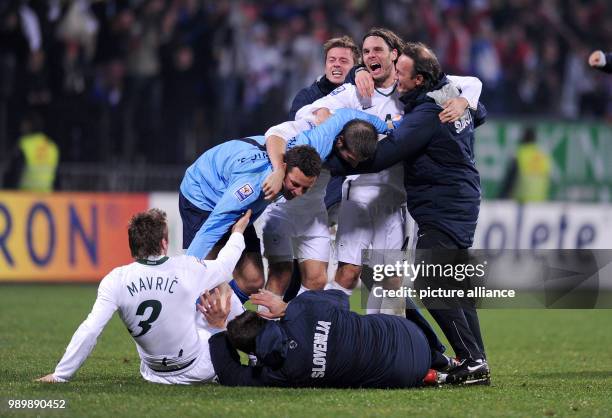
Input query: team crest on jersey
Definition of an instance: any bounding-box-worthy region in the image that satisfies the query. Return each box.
[235,183,254,201]
[330,85,346,96]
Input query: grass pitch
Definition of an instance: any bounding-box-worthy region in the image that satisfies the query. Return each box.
[1,284,611,418]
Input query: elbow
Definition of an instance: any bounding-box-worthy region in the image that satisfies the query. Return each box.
[465,76,483,90]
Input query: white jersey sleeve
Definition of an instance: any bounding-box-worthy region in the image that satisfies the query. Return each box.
[53,272,119,381]
[447,75,482,110]
[264,119,314,142]
[294,83,360,121]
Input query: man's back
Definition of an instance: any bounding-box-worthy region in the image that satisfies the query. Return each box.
[51,231,246,382]
[396,85,480,248]
[210,290,431,388]
[279,291,429,387]
[180,139,272,214]
[109,256,222,370]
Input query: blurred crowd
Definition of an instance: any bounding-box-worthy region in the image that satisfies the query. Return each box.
[1,0,611,167]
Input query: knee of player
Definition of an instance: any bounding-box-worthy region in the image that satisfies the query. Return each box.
[301,271,328,290]
[267,260,294,279]
[335,263,361,288]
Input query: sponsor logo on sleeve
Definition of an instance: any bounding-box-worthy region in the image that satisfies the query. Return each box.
[330,85,346,96]
[234,183,254,201]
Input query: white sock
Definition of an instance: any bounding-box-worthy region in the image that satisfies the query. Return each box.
[324,280,352,296]
[380,293,406,317]
[366,286,382,314]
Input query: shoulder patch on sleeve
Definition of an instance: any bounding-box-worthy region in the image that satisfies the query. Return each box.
[330,85,346,96]
[234,183,254,201]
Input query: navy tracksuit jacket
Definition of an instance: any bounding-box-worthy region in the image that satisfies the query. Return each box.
[209,290,431,388]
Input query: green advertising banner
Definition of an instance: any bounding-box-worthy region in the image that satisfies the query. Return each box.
[475,120,612,201]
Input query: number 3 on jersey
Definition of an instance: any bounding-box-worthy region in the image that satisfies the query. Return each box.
[133,300,162,337]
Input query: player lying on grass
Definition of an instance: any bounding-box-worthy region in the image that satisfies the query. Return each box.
[179,109,388,304]
[37,208,250,385]
[206,289,434,388]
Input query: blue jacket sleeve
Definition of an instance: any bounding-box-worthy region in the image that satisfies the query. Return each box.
[186,177,262,259]
[326,106,440,176]
[209,333,278,387]
[344,65,362,85]
[300,108,387,160]
[474,102,487,128]
[288,88,313,120]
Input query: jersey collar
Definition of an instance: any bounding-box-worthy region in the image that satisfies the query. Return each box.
[374,80,398,97]
[136,256,169,266]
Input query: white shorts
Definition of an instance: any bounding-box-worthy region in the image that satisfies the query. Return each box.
[260,201,330,263]
[336,199,413,266]
[139,328,216,385]
[140,293,244,385]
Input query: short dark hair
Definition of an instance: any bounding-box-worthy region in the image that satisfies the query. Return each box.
[128,209,168,259]
[285,145,322,178]
[401,42,442,90]
[323,36,360,65]
[226,311,267,354]
[362,28,404,63]
[340,119,378,160]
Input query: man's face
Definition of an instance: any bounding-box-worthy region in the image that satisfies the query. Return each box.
[281,167,317,200]
[362,36,398,84]
[334,136,365,168]
[325,47,355,85]
[396,54,421,94]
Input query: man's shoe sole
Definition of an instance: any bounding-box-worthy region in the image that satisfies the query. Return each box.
[452,370,491,386]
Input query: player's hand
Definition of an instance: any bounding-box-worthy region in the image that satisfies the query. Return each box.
[356,69,374,97]
[313,107,332,125]
[588,50,605,67]
[250,289,287,319]
[35,374,64,383]
[263,170,285,200]
[439,97,469,123]
[197,288,232,329]
[231,209,252,234]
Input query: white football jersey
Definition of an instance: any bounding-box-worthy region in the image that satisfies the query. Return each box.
[53,233,245,381]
